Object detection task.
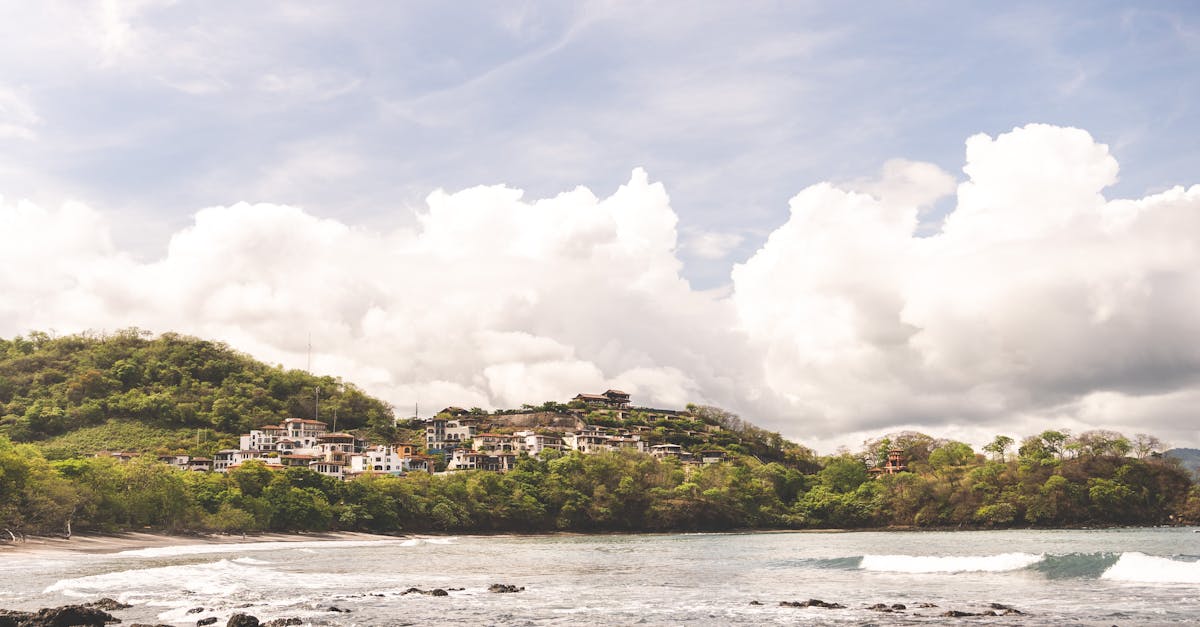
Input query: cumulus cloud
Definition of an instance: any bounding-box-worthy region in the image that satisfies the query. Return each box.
[733,123,1200,449]
[1,124,1198,451]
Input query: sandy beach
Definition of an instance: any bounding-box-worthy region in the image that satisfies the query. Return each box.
[0,530,398,557]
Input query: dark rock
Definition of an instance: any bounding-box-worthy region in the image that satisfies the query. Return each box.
[487,584,525,593]
[748,601,762,606]
[941,610,978,617]
[867,603,892,612]
[916,602,938,608]
[989,603,1023,615]
[187,608,206,615]
[325,606,350,613]
[400,587,449,596]
[85,599,132,611]
[891,603,906,610]
[982,610,998,616]
[262,620,302,627]
[226,614,260,627]
[12,605,119,626]
[196,618,217,626]
[779,599,845,609]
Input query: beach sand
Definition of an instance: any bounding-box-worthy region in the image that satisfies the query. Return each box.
[0,530,398,557]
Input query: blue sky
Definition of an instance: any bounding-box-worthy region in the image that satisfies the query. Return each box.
[3,2,1196,286]
[2,1,1199,449]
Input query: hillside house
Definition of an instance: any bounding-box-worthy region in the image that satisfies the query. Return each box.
[870,449,907,476]
[650,444,683,459]
[573,389,632,409]
[514,431,564,455]
[425,418,480,452]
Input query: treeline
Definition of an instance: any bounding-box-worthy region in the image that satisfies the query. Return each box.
[3,429,1198,538]
[0,330,395,448]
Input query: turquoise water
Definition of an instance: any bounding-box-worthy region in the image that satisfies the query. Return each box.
[3,528,1200,625]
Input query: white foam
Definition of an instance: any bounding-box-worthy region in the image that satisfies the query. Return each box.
[1101,552,1200,584]
[113,538,403,558]
[860,552,1043,573]
[232,557,272,565]
[44,559,270,599]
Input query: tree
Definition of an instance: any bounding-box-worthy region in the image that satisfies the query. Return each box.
[983,435,1014,462]
[1133,433,1165,459]
[929,441,975,469]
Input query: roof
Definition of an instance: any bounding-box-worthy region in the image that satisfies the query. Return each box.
[260,425,284,430]
[284,418,327,425]
[574,393,608,401]
[604,389,630,396]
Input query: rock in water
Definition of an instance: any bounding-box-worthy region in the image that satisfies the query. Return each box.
[85,599,132,611]
[262,620,302,627]
[779,599,845,609]
[196,618,217,626]
[226,614,260,627]
[488,584,525,593]
[0,605,118,626]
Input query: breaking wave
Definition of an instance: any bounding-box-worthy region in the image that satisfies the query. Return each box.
[1100,552,1200,584]
[860,552,1043,573]
[797,551,1200,583]
[112,538,404,558]
[44,558,283,599]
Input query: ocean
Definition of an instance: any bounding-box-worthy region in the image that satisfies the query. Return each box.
[3,528,1199,625]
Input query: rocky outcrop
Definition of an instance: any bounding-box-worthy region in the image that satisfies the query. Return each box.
[488,584,525,593]
[226,614,260,627]
[401,588,449,597]
[778,599,845,609]
[83,599,131,612]
[0,604,118,626]
[262,620,302,627]
[196,618,217,626]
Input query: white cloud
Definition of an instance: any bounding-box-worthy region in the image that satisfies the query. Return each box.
[733,123,1200,447]
[0,86,40,141]
[1,124,1198,451]
[684,231,744,260]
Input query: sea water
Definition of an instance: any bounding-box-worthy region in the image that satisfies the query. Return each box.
[3,528,1200,625]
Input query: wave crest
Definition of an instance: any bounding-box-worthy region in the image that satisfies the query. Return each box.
[1101,552,1200,584]
[860,552,1043,573]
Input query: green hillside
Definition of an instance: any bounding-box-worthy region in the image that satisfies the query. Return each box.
[0,330,395,456]
[1168,448,1200,477]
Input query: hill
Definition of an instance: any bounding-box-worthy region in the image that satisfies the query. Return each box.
[0,329,395,456]
[1167,448,1200,477]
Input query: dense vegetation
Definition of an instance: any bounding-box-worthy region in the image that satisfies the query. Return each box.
[0,330,1195,539]
[0,330,396,454]
[2,429,1197,539]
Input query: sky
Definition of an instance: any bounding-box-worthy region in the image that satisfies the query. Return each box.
[1,1,1198,453]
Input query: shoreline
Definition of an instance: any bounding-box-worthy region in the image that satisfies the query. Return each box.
[3,523,1190,557]
[0,530,402,557]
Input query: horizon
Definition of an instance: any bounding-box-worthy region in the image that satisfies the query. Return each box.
[2,2,1199,453]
